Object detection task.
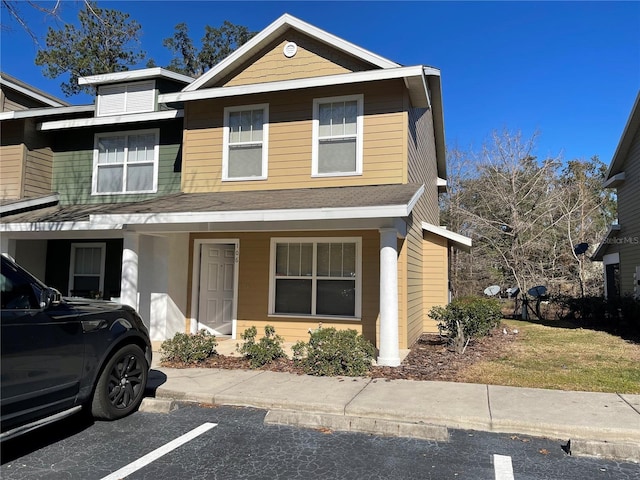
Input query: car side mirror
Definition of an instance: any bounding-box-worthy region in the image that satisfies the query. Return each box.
[41,287,62,309]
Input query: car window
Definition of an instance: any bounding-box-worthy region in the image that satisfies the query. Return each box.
[1,264,40,310]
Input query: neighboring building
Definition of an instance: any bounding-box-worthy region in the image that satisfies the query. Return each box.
[592,92,640,299]
[0,72,93,200]
[0,14,470,366]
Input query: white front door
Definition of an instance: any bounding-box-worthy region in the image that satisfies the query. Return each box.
[198,244,235,336]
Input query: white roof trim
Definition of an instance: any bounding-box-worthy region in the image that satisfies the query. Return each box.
[39,109,184,131]
[0,194,59,215]
[0,221,122,232]
[422,222,472,252]
[90,202,419,226]
[605,92,640,180]
[185,13,399,92]
[603,172,625,188]
[591,223,622,261]
[0,105,94,121]
[437,177,447,187]
[0,75,68,107]
[161,65,431,107]
[79,68,194,86]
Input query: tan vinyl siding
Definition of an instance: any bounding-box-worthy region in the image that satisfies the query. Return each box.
[405,94,448,339]
[23,147,53,197]
[422,232,449,332]
[0,144,25,199]
[407,99,440,224]
[188,230,381,346]
[616,126,640,296]
[183,80,406,193]
[405,216,424,347]
[222,31,373,87]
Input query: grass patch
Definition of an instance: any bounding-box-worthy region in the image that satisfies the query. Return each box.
[458,319,640,393]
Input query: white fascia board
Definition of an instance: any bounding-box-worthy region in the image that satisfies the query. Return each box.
[163,66,427,104]
[79,68,194,86]
[407,184,425,212]
[437,177,447,187]
[0,105,94,121]
[0,193,59,215]
[603,172,625,188]
[39,109,183,131]
[422,222,472,251]
[604,92,640,180]
[184,14,399,92]
[91,203,417,226]
[591,224,622,261]
[0,76,68,107]
[0,221,123,232]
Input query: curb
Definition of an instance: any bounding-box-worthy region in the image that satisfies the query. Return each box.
[569,439,640,463]
[139,397,179,414]
[264,409,450,442]
[143,394,640,463]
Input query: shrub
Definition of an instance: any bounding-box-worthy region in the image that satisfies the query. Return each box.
[429,297,502,354]
[292,327,375,376]
[159,330,217,364]
[551,294,640,338]
[237,325,285,368]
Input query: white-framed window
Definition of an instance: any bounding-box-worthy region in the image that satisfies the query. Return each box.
[69,243,106,298]
[269,237,361,318]
[222,104,269,181]
[92,129,159,195]
[97,81,156,117]
[312,94,363,176]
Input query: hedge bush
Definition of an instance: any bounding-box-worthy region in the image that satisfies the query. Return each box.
[159,330,218,364]
[292,327,375,376]
[237,325,286,368]
[429,297,502,353]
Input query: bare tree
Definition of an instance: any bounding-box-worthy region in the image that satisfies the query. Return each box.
[443,130,611,299]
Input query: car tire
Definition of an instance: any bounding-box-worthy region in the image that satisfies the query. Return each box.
[91,344,148,420]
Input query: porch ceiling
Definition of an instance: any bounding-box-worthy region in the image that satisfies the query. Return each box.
[1,184,424,234]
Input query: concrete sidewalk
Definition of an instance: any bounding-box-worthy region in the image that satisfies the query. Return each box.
[142,364,640,463]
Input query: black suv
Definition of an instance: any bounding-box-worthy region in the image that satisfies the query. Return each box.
[1,254,151,441]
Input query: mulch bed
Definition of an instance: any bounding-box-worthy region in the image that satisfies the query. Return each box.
[161,327,519,381]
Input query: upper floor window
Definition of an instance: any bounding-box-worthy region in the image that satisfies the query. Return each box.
[312,94,363,176]
[97,81,156,117]
[223,104,269,181]
[92,129,159,195]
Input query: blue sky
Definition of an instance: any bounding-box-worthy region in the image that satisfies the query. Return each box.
[1,1,639,164]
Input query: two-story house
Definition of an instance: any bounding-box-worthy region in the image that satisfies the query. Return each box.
[1,14,470,366]
[592,92,640,299]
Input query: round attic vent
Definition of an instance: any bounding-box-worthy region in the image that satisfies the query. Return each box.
[283,42,298,58]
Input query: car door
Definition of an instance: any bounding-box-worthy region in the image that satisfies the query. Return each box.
[0,258,84,430]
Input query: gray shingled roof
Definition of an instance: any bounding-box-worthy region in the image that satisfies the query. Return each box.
[1,184,423,225]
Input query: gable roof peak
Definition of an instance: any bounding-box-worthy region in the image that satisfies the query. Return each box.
[184,13,400,92]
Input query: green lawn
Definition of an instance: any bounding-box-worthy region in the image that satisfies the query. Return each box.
[458,319,640,394]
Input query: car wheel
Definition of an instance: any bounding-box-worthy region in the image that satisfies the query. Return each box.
[91,344,148,420]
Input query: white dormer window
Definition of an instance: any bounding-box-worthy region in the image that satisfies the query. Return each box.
[97,81,156,116]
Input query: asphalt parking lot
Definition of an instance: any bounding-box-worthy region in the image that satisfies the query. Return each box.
[2,404,638,480]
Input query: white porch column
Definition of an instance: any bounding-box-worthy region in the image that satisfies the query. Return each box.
[121,232,140,310]
[1,236,16,258]
[378,228,400,366]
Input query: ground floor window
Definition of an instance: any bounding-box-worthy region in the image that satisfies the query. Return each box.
[69,243,106,298]
[270,237,361,318]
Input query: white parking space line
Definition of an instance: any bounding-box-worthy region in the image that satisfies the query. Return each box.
[100,422,217,480]
[494,454,515,480]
